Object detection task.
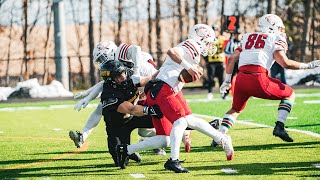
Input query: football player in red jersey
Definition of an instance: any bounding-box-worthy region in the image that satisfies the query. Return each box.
[217,14,320,142]
[123,24,234,173]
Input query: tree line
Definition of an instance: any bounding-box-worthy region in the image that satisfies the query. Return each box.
[0,0,318,89]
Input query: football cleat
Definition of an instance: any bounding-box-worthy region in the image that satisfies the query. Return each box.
[164,158,189,173]
[209,119,221,129]
[211,140,219,147]
[273,121,294,142]
[69,130,84,148]
[116,144,129,169]
[153,148,167,155]
[129,152,142,163]
[182,130,191,153]
[219,134,234,161]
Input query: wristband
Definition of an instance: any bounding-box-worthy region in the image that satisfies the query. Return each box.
[225,74,232,82]
[180,60,192,70]
[299,63,309,69]
[143,106,149,115]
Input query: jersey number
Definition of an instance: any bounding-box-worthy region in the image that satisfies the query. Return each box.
[245,34,267,49]
[227,16,237,31]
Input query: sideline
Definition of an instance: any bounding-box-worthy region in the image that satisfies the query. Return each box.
[0,142,89,171]
[194,113,320,138]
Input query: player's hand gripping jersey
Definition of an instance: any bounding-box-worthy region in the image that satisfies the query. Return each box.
[238,32,288,71]
[156,39,201,92]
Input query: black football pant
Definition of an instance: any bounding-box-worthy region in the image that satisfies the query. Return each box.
[105,115,153,166]
[206,62,224,93]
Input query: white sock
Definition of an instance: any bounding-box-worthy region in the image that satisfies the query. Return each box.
[185,115,224,143]
[81,103,103,141]
[127,135,170,155]
[220,114,236,134]
[170,118,188,160]
[277,100,293,124]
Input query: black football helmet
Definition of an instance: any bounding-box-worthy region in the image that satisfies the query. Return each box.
[100,60,133,89]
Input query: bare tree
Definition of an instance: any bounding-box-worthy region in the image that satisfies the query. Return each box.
[168,1,177,47]
[89,0,95,85]
[185,0,190,39]
[202,0,209,24]
[267,0,276,14]
[69,0,87,86]
[194,0,199,24]
[5,5,14,86]
[219,0,225,34]
[301,0,313,62]
[155,0,162,67]
[115,0,123,45]
[99,0,104,42]
[178,0,183,42]
[20,0,28,80]
[42,0,53,85]
[147,0,152,55]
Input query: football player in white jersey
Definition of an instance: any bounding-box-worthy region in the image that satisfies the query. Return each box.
[117,24,234,173]
[218,14,320,142]
[69,41,159,149]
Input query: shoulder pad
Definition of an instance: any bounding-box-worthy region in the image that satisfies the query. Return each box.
[116,43,132,61]
[182,40,200,59]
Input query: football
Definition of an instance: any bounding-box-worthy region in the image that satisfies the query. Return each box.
[178,66,203,83]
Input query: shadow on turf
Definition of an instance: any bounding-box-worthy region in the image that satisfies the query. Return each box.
[186,141,320,153]
[0,163,119,178]
[287,123,320,128]
[31,150,108,155]
[189,161,320,177]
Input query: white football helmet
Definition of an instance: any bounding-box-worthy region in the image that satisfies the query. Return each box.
[93,41,117,66]
[188,24,217,57]
[258,14,285,35]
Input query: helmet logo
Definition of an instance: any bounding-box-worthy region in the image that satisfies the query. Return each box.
[265,15,276,26]
[100,70,110,77]
[195,26,210,38]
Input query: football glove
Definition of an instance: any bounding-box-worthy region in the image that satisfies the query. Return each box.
[74,92,84,100]
[74,98,90,111]
[143,105,163,119]
[220,74,232,94]
[307,60,320,69]
[299,60,320,69]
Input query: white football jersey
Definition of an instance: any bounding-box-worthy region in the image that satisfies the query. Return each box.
[115,43,150,85]
[157,39,201,92]
[139,52,157,76]
[238,32,288,70]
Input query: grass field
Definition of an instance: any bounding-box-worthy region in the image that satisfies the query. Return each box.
[0,88,319,179]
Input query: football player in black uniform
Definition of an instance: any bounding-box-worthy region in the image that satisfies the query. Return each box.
[99,60,162,167]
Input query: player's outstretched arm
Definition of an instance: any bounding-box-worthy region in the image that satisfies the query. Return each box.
[74,81,104,100]
[74,82,104,111]
[220,49,240,94]
[274,50,320,70]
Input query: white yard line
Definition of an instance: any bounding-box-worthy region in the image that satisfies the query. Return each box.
[193,113,320,138]
[1,98,319,138]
